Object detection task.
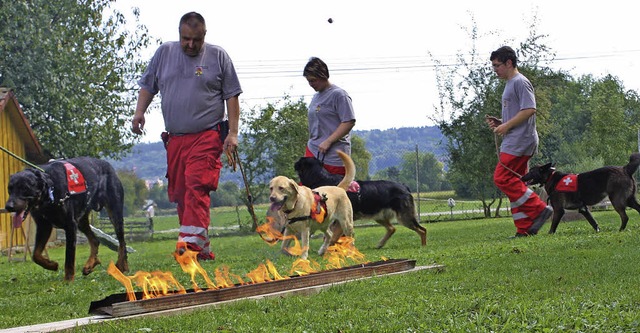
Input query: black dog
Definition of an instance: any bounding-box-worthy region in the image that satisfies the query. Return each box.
[294,157,427,248]
[521,153,640,234]
[5,157,128,281]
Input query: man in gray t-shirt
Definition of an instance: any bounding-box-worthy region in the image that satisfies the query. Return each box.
[486,46,552,237]
[131,12,242,261]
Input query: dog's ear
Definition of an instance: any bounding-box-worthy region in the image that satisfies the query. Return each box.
[288,178,300,194]
[32,169,52,195]
[294,158,304,172]
[539,162,553,171]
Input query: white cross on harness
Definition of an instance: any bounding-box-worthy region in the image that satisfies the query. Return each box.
[69,169,80,183]
[563,177,573,186]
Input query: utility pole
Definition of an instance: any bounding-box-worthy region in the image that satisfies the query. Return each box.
[415,144,421,218]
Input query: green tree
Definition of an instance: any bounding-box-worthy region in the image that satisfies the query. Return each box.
[582,75,636,165]
[539,75,590,167]
[148,182,173,209]
[239,96,309,206]
[433,25,503,215]
[117,170,148,217]
[0,0,154,159]
[211,181,242,207]
[542,74,640,171]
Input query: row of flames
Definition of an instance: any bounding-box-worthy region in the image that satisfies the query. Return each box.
[108,218,374,302]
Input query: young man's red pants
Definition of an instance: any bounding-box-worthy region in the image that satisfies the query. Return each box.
[166,129,222,257]
[494,152,547,235]
[305,147,345,175]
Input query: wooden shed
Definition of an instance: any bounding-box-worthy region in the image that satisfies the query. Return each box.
[0,88,49,251]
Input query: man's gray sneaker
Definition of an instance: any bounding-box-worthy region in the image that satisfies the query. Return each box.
[528,206,553,235]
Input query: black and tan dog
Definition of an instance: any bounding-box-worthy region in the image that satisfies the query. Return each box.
[4,157,129,281]
[294,156,427,248]
[269,151,355,259]
[521,153,640,233]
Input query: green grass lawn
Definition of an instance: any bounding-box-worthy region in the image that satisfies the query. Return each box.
[2,210,640,332]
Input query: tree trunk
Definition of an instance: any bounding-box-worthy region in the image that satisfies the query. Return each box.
[494,197,503,218]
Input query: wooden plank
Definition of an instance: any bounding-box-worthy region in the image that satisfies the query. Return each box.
[6,264,442,333]
[91,259,417,317]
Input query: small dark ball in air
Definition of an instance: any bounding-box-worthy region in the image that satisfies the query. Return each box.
[328,18,333,24]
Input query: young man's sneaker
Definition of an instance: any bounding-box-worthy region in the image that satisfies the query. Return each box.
[510,232,530,239]
[528,206,553,235]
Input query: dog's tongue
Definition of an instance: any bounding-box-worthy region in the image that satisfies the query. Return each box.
[270,202,283,212]
[12,211,25,228]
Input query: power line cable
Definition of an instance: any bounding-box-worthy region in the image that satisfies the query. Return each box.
[235,49,640,79]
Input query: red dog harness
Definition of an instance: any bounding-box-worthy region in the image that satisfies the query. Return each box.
[555,174,578,192]
[310,192,327,223]
[63,162,87,194]
[287,191,328,225]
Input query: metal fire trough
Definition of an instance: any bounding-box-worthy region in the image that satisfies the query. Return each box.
[90,258,417,318]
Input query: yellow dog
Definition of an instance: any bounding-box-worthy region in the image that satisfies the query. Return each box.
[268,151,355,259]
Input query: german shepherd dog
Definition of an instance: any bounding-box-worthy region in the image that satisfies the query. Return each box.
[294,156,427,248]
[521,153,640,233]
[4,157,129,281]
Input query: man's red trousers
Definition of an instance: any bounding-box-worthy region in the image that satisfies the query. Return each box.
[166,129,222,256]
[494,152,547,234]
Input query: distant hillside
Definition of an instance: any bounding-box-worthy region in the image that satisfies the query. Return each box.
[353,126,447,172]
[108,126,446,181]
[113,141,167,180]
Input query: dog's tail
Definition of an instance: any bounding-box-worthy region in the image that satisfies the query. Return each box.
[336,151,356,191]
[624,153,640,177]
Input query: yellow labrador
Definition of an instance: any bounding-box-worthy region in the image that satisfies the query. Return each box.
[268,151,355,259]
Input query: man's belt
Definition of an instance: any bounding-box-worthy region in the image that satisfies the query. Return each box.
[169,124,220,137]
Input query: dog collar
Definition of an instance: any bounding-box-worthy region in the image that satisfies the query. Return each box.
[282,196,298,215]
[546,171,555,184]
[287,216,311,224]
[283,203,305,223]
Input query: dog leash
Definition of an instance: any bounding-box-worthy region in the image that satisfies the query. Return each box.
[226,149,259,231]
[492,133,523,178]
[0,145,45,172]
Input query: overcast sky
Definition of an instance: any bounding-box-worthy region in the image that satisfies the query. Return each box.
[111,0,640,143]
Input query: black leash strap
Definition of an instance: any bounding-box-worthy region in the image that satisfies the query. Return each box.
[486,114,522,178]
[492,133,523,178]
[0,145,45,172]
[287,215,311,224]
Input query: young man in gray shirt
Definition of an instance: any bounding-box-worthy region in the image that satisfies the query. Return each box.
[486,46,552,237]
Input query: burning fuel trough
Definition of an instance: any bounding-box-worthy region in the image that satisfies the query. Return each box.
[92,220,424,318]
